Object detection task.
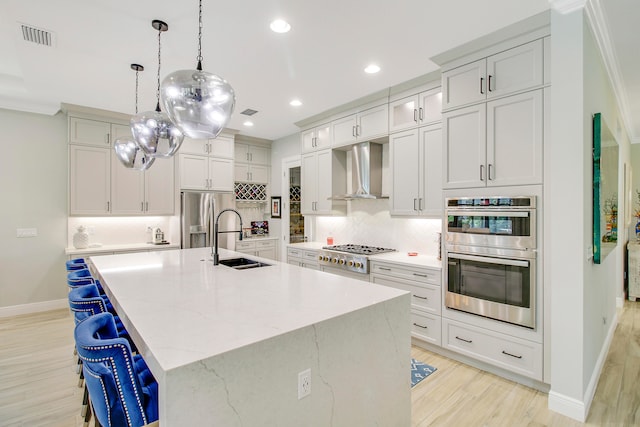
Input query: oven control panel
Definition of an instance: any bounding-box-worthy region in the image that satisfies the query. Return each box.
[318,251,369,274]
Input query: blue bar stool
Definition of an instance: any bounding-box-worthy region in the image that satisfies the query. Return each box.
[75,312,158,427]
[66,258,87,271]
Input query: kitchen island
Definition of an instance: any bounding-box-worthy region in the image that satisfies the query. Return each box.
[88,247,411,426]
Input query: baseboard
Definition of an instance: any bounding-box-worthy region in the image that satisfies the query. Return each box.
[0,299,68,318]
[548,309,618,422]
[548,390,587,421]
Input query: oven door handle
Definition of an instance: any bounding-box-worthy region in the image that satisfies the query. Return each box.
[447,252,529,268]
[446,210,530,217]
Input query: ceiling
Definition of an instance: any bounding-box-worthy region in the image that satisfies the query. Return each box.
[0,0,638,142]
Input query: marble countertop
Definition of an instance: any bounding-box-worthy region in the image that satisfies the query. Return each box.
[88,247,408,373]
[66,242,180,255]
[370,251,442,269]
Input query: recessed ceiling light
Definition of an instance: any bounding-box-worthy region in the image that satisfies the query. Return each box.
[243,121,254,127]
[290,99,302,107]
[270,19,291,33]
[364,64,381,74]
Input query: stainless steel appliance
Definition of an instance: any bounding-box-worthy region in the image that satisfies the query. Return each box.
[330,142,387,200]
[318,244,396,278]
[180,191,236,250]
[444,196,537,328]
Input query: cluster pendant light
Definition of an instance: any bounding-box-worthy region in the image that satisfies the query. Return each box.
[160,0,235,139]
[131,20,184,158]
[114,64,155,170]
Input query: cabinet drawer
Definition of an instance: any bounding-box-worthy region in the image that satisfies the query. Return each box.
[442,319,542,380]
[370,262,440,285]
[303,250,319,262]
[236,241,255,251]
[256,240,275,249]
[411,311,441,346]
[287,247,303,258]
[372,274,440,315]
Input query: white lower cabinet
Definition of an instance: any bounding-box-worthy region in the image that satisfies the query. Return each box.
[370,260,442,345]
[442,318,543,380]
[236,239,277,261]
[287,247,320,270]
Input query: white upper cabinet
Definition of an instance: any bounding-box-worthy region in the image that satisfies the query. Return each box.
[234,163,269,184]
[180,134,234,159]
[235,142,269,165]
[69,117,113,147]
[442,39,544,111]
[301,123,331,153]
[301,149,347,215]
[69,145,111,215]
[389,87,442,133]
[178,133,235,191]
[389,124,442,217]
[331,104,389,148]
[443,90,542,189]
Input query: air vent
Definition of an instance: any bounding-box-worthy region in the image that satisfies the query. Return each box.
[240,108,258,116]
[20,23,55,47]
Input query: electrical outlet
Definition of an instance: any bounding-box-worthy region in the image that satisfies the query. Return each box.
[298,368,311,399]
[16,228,37,238]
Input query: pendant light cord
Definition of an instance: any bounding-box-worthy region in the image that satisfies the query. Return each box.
[156,26,162,112]
[196,0,203,71]
[135,69,139,114]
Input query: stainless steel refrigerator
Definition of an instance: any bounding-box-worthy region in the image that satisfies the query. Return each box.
[180,191,236,250]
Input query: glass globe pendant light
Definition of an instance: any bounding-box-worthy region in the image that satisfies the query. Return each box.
[131,20,184,158]
[160,0,235,139]
[114,64,155,170]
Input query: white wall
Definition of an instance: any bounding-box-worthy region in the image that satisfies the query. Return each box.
[0,108,68,309]
[548,7,630,420]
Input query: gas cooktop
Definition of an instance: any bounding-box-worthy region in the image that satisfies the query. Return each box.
[321,244,396,256]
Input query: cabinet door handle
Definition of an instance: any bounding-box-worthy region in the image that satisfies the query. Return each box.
[379,267,392,271]
[419,107,424,121]
[480,77,484,95]
[413,273,428,278]
[488,164,493,180]
[502,350,522,359]
[146,201,149,211]
[141,202,144,212]
[413,198,418,211]
[356,124,360,136]
[480,165,485,181]
[455,336,473,344]
[107,201,110,211]
[352,126,356,137]
[413,109,418,123]
[488,75,493,92]
[413,323,428,329]
[250,153,253,161]
[419,198,424,210]
[412,295,428,300]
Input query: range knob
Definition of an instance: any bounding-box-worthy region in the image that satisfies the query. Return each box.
[323,256,330,262]
[355,262,362,269]
[318,255,323,261]
[338,259,345,265]
[347,260,354,267]
[332,257,338,263]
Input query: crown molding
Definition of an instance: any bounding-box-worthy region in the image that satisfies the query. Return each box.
[584,0,635,143]
[549,0,587,14]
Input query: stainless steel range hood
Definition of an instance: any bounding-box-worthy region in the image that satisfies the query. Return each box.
[331,142,387,200]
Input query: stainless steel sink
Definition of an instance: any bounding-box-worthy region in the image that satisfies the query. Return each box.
[218,257,271,270]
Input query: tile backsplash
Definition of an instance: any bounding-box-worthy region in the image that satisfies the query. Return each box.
[315,199,442,256]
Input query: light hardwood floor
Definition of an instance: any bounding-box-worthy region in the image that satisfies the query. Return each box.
[1,302,638,426]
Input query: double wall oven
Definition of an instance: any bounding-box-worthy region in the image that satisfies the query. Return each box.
[444,196,537,328]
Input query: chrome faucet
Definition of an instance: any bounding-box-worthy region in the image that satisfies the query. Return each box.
[212,208,243,265]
